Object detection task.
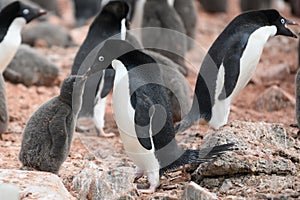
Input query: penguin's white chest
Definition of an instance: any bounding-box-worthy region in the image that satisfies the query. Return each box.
[209,26,277,129]
[234,26,277,97]
[111,60,160,172]
[0,18,26,73]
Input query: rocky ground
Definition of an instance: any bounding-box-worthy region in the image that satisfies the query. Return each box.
[0,0,300,199]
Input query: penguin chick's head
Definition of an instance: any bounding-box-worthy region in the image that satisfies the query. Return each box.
[261,9,297,38]
[0,1,46,24]
[90,39,135,73]
[59,75,86,104]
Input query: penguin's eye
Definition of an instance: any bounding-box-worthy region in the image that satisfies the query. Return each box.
[281,18,285,24]
[98,56,105,62]
[23,9,30,15]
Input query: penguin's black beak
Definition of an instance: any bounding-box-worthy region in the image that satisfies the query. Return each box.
[37,9,47,17]
[286,19,298,26]
[285,19,298,38]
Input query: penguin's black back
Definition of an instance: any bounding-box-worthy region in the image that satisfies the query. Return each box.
[117,50,175,151]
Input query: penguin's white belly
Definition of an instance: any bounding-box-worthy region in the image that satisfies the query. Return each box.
[112,60,160,172]
[0,18,25,73]
[209,26,277,129]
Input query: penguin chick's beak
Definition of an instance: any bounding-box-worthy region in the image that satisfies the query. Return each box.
[285,19,298,38]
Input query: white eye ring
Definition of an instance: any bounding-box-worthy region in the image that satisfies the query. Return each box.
[281,18,285,24]
[98,56,104,62]
[23,9,30,15]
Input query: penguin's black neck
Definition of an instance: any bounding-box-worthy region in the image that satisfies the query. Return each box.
[116,49,157,71]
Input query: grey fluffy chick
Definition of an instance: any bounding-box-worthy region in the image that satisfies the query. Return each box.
[19,72,90,174]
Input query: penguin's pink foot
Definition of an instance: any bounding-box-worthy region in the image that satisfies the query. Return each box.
[96,127,115,137]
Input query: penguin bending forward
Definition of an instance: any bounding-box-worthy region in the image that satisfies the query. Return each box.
[176,9,298,133]
[19,69,91,174]
[90,39,234,193]
[0,1,45,135]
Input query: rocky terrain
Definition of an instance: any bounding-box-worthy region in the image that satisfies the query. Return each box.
[0,0,299,199]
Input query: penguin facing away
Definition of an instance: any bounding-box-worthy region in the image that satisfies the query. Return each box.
[71,0,130,137]
[90,39,234,193]
[19,69,91,174]
[0,1,45,135]
[140,0,189,75]
[176,9,298,133]
[173,0,197,51]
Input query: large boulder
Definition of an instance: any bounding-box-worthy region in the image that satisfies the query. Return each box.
[22,22,74,47]
[4,45,59,87]
[0,169,75,199]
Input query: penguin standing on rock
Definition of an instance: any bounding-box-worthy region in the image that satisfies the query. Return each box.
[0,1,45,136]
[90,39,234,193]
[19,69,92,174]
[176,10,298,133]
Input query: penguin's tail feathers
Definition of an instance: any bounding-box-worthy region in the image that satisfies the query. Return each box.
[187,143,235,164]
[160,143,235,174]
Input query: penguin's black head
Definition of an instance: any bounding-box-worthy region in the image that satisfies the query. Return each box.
[0,1,46,24]
[90,39,135,73]
[100,0,131,24]
[262,9,297,38]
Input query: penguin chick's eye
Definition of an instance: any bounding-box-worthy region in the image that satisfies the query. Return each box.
[98,56,104,62]
[281,18,285,24]
[23,9,30,15]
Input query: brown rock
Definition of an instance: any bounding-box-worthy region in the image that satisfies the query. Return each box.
[255,85,295,112]
[0,169,75,199]
[181,182,218,200]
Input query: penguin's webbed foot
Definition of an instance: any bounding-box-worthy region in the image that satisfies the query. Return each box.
[96,127,115,138]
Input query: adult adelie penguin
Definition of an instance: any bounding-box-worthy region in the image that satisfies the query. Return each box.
[174,0,197,50]
[90,39,234,193]
[71,0,131,137]
[0,1,45,135]
[176,9,298,133]
[140,0,189,75]
[19,69,92,174]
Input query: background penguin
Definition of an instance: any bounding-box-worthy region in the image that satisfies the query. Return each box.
[0,1,45,136]
[138,0,189,76]
[71,0,131,137]
[198,0,228,13]
[90,39,234,193]
[173,0,197,51]
[240,0,271,11]
[19,69,91,174]
[73,0,101,26]
[176,9,298,133]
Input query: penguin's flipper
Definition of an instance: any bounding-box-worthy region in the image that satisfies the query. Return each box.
[133,92,153,150]
[100,68,115,98]
[219,37,248,100]
[49,106,70,157]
